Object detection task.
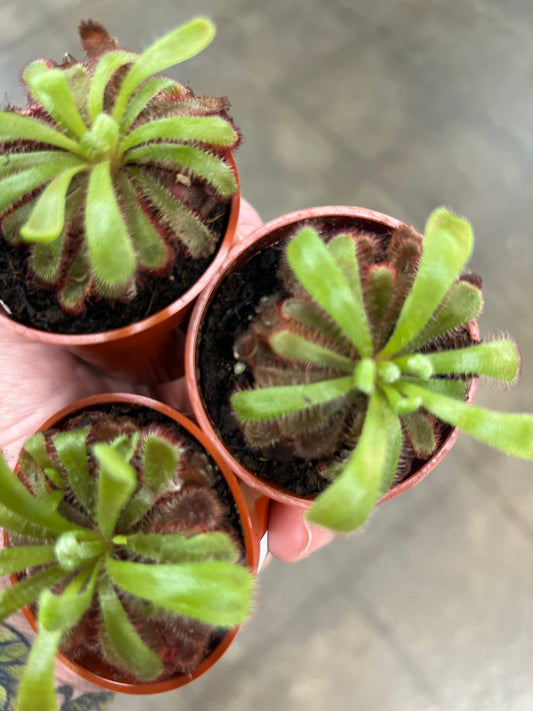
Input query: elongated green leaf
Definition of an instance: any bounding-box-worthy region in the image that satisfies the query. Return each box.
[269,330,354,372]
[58,246,92,312]
[306,396,395,531]
[119,76,185,131]
[121,115,237,152]
[85,161,136,287]
[53,531,103,571]
[381,208,474,357]
[0,566,66,620]
[39,565,98,632]
[88,50,138,120]
[20,164,86,243]
[106,556,253,626]
[0,502,55,540]
[0,453,79,534]
[399,279,482,353]
[120,434,180,529]
[122,532,239,564]
[109,432,139,462]
[231,376,354,423]
[0,111,82,154]
[398,380,533,459]
[98,577,162,681]
[113,18,215,122]
[52,428,92,515]
[129,168,214,257]
[307,393,401,532]
[0,545,56,576]
[93,444,137,538]
[15,626,62,711]
[23,62,88,139]
[401,375,469,400]
[126,143,238,197]
[0,151,74,178]
[115,173,169,269]
[0,157,83,216]
[287,228,373,357]
[414,340,520,381]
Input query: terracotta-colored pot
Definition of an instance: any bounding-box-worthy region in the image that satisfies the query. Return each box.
[0,164,240,385]
[10,392,269,695]
[185,205,479,511]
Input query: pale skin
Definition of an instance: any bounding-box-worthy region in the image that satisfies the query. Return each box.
[0,198,334,563]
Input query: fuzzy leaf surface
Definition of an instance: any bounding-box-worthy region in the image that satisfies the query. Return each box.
[94,444,137,538]
[121,115,237,152]
[122,532,239,564]
[399,381,533,459]
[88,50,138,120]
[113,18,215,122]
[0,111,82,154]
[287,228,373,357]
[416,340,520,381]
[381,208,474,356]
[307,393,402,532]
[0,545,56,576]
[231,376,354,423]
[0,567,66,620]
[106,557,253,626]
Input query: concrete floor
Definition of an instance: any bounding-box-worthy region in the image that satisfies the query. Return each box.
[1,1,533,709]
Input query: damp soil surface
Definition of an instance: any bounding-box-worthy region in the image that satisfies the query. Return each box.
[197,216,474,500]
[0,200,229,335]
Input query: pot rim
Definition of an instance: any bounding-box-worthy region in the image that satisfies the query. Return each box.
[10,392,259,695]
[185,204,479,509]
[0,158,240,347]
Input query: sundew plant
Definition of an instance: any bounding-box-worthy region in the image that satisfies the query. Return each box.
[231,208,533,533]
[0,17,239,312]
[0,419,253,711]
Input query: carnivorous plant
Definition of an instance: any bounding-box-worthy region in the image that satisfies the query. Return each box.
[0,17,240,312]
[231,208,533,532]
[0,414,253,711]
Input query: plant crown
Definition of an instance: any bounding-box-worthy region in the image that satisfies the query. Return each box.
[231,208,533,533]
[0,417,253,711]
[0,17,240,312]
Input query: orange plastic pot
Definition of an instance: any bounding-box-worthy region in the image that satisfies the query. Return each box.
[185,205,479,511]
[0,163,240,385]
[10,392,269,695]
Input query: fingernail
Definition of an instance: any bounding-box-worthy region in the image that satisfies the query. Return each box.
[298,517,314,558]
[237,223,256,241]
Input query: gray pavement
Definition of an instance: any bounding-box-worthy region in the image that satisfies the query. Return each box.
[1,1,532,709]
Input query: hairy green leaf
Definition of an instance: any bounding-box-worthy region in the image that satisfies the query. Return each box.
[231,376,354,423]
[129,168,214,257]
[85,161,136,287]
[0,545,56,576]
[400,279,482,353]
[20,164,86,243]
[119,76,186,132]
[88,50,138,120]
[269,330,354,372]
[39,565,97,632]
[23,62,88,139]
[93,444,137,538]
[0,111,82,154]
[381,208,474,357]
[398,380,533,459]
[287,228,373,357]
[106,556,253,626]
[0,566,66,620]
[420,340,520,381]
[0,157,84,217]
[14,625,62,711]
[0,453,79,534]
[122,531,239,564]
[113,18,216,122]
[58,247,92,312]
[126,143,238,197]
[53,428,92,515]
[307,393,402,532]
[121,115,237,152]
[98,577,162,682]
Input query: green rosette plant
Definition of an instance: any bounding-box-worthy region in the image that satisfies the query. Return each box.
[0,414,253,711]
[0,17,240,314]
[230,208,533,533]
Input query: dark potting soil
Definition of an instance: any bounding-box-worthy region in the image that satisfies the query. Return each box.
[197,216,475,500]
[0,199,229,334]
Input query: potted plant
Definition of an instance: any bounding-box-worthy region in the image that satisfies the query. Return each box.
[185,205,533,533]
[0,17,241,382]
[0,393,266,710]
